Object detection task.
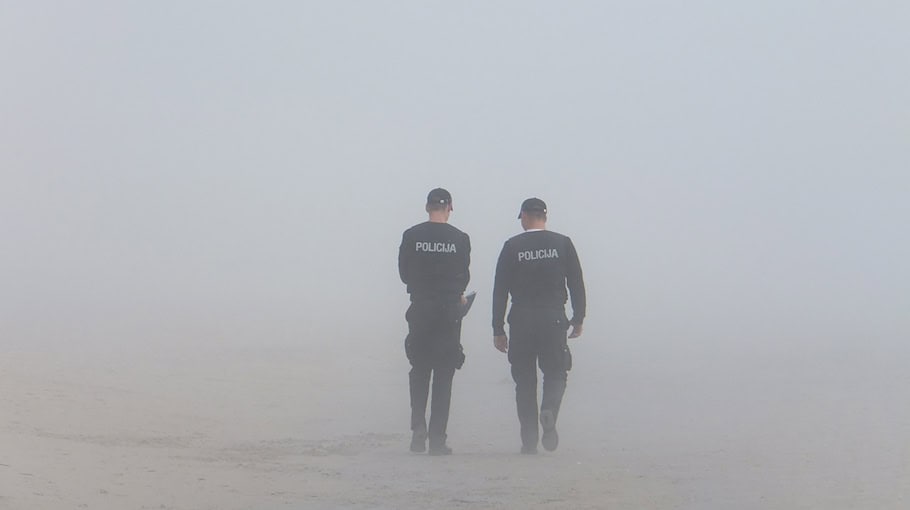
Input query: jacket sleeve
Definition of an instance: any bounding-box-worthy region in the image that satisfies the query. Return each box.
[398,232,409,285]
[458,233,471,293]
[491,241,512,336]
[565,237,586,326]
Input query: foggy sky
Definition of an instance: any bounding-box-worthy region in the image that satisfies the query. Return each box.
[2,1,908,355]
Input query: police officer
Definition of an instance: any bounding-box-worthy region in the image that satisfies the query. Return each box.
[399,188,471,455]
[492,197,586,454]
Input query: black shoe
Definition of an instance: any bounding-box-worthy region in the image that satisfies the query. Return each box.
[410,429,427,453]
[428,444,453,456]
[520,445,538,455]
[540,409,558,452]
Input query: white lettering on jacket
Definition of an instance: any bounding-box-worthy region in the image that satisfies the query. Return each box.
[416,241,457,253]
[518,248,559,262]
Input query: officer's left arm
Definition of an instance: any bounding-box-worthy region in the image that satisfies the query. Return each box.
[458,233,471,293]
[565,237,586,332]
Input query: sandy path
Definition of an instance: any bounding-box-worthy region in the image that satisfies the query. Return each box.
[0,345,672,510]
[2,339,909,509]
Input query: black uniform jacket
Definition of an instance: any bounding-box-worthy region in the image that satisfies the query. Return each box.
[399,221,471,299]
[492,230,586,336]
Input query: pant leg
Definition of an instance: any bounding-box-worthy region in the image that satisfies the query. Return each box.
[427,366,456,447]
[539,362,567,422]
[510,356,539,447]
[407,298,463,370]
[508,308,544,447]
[405,301,437,367]
[406,300,437,434]
[538,316,570,423]
[409,365,431,433]
[407,297,461,444]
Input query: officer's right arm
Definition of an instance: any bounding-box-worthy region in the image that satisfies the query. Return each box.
[398,232,410,285]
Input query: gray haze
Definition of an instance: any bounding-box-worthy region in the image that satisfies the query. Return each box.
[2,2,909,509]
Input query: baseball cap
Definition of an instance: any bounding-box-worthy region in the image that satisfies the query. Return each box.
[426,188,452,206]
[518,197,547,218]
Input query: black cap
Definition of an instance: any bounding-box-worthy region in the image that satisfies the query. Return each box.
[427,188,452,206]
[518,197,547,218]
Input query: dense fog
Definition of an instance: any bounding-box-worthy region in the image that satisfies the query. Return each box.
[2,2,908,509]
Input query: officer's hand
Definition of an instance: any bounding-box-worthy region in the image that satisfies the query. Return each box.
[568,324,583,339]
[460,294,468,306]
[494,335,509,353]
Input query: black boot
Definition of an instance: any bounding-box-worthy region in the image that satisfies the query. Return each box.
[428,444,453,456]
[410,427,427,453]
[540,409,558,452]
[428,434,452,455]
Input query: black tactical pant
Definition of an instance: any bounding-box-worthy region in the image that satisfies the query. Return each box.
[507,306,572,449]
[405,296,464,447]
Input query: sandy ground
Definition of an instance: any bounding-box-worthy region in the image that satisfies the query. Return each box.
[2,334,909,509]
